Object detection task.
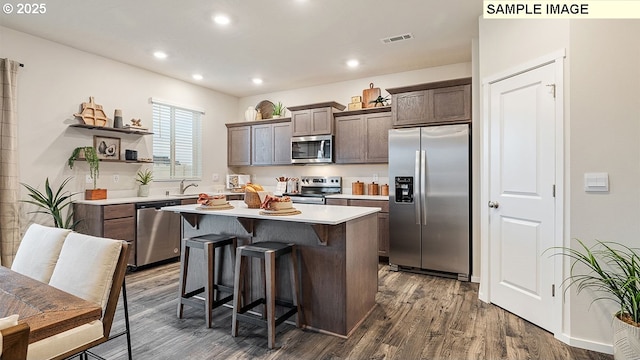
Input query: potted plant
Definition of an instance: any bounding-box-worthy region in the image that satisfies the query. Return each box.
[68,146,106,200]
[272,101,285,118]
[369,95,390,107]
[136,169,153,197]
[554,239,640,359]
[21,177,80,229]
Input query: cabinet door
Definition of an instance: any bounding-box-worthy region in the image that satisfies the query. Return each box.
[364,113,392,163]
[291,110,311,136]
[378,212,389,258]
[335,115,365,163]
[228,126,251,166]
[392,90,428,127]
[272,122,292,165]
[252,124,273,165]
[429,84,471,123]
[310,107,332,135]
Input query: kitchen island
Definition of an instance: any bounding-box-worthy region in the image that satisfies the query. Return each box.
[162,201,380,338]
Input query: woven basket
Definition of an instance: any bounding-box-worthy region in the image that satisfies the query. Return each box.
[244,191,261,208]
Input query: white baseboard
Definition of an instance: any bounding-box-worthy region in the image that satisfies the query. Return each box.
[471,275,481,283]
[555,332,613,355]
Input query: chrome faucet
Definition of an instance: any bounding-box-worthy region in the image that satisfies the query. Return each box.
[179,179,198,194]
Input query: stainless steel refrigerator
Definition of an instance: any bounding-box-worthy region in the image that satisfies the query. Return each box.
[388,124,470,281]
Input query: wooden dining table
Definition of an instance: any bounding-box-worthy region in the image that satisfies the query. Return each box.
[0,266,102,343]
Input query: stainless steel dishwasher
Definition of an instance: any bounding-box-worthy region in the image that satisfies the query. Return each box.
[135,200,181,267]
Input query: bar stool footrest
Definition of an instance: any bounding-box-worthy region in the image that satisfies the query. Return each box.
[211,294,234,308]
[182,287,205,299]
[238,298,265,314]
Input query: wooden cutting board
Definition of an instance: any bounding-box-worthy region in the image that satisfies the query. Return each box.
[362,83,381,108]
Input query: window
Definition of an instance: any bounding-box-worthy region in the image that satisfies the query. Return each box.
[151,100,203,181]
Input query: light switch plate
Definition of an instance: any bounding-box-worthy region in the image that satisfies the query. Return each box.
[85,174,92,184]
[584,172,609,192]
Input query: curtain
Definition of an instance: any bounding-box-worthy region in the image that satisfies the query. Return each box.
[0,59,21,266]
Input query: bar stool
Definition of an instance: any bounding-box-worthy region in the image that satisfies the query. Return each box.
[177,234,237,328]
[231,241,301,349]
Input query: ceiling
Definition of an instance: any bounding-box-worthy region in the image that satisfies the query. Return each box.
[0,0,482,97]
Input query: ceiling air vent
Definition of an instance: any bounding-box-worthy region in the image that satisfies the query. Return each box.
[381,33,414,44]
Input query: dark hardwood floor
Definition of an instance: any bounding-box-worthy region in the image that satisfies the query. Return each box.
[92,261,612,360]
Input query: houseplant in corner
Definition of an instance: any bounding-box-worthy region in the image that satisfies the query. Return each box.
[21,177,80,229]
[68,146,106,200]
[136,169,153,197]
[554,239,640,359]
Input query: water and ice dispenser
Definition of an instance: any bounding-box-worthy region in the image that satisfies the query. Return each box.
[394,177,413,203]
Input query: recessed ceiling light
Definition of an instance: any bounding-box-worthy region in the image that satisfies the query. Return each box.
[252,78,263,85]
[347,59,360,68]
[153,51,168,59]
[192,74,203,81]
[213,14,231,25]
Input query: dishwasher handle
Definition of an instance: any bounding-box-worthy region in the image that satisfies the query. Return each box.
[136,201,179,209]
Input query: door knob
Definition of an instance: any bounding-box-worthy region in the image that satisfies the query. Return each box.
[488,201,499,209]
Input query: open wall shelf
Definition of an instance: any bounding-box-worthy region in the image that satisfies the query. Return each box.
[69,124,154,135]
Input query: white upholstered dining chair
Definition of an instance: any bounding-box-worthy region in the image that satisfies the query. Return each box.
[10,224,71,283]
[26,232,131,360]
[0,314,30,360]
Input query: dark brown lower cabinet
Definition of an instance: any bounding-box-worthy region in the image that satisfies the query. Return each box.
[74,203,136,266]
[326,198,389,258]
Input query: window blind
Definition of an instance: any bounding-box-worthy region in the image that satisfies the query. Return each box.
[152,101,202,180]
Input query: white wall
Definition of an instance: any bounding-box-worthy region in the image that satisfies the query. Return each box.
[568,19,640,347]
[237,63,472,120]
[479,16,640,351]
[1,26,238,226]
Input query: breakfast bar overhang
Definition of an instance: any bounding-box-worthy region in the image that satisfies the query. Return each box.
[163,201,380,337]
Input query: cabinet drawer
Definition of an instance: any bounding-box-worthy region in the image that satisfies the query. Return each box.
[326,198,348,206]
[104,204,134,219]
[349,200,389,213]
[103,217,135,241]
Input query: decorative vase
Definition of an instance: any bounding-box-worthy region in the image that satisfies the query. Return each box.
[244,106,257,122]
[113,109,123,128]
[138,184,150,197]
[613,314,640,360]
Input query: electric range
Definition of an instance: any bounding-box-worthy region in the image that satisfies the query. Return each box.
[284,176,341,205]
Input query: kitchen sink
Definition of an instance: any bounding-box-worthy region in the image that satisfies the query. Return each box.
[168,194,199,198]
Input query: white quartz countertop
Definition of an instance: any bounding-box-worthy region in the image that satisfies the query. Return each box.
[73,192,244,205]
[325,194,389,201]
[161,201,380,225]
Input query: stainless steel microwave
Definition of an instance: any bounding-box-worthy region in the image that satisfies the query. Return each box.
[291,135,333,164]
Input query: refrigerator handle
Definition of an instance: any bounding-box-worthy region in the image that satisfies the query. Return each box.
[415,150,421,225]
[421,150,427,225]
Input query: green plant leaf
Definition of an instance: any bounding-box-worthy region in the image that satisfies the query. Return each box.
[551,239,640,324]
[21,177,79,230]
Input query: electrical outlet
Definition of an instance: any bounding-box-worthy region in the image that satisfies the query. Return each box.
[113,174,119,183]
[212,173,219,182]
[85,174,92,184]
[373,173,379,182]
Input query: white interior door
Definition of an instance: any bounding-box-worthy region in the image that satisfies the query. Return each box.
[488,63,556,331]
